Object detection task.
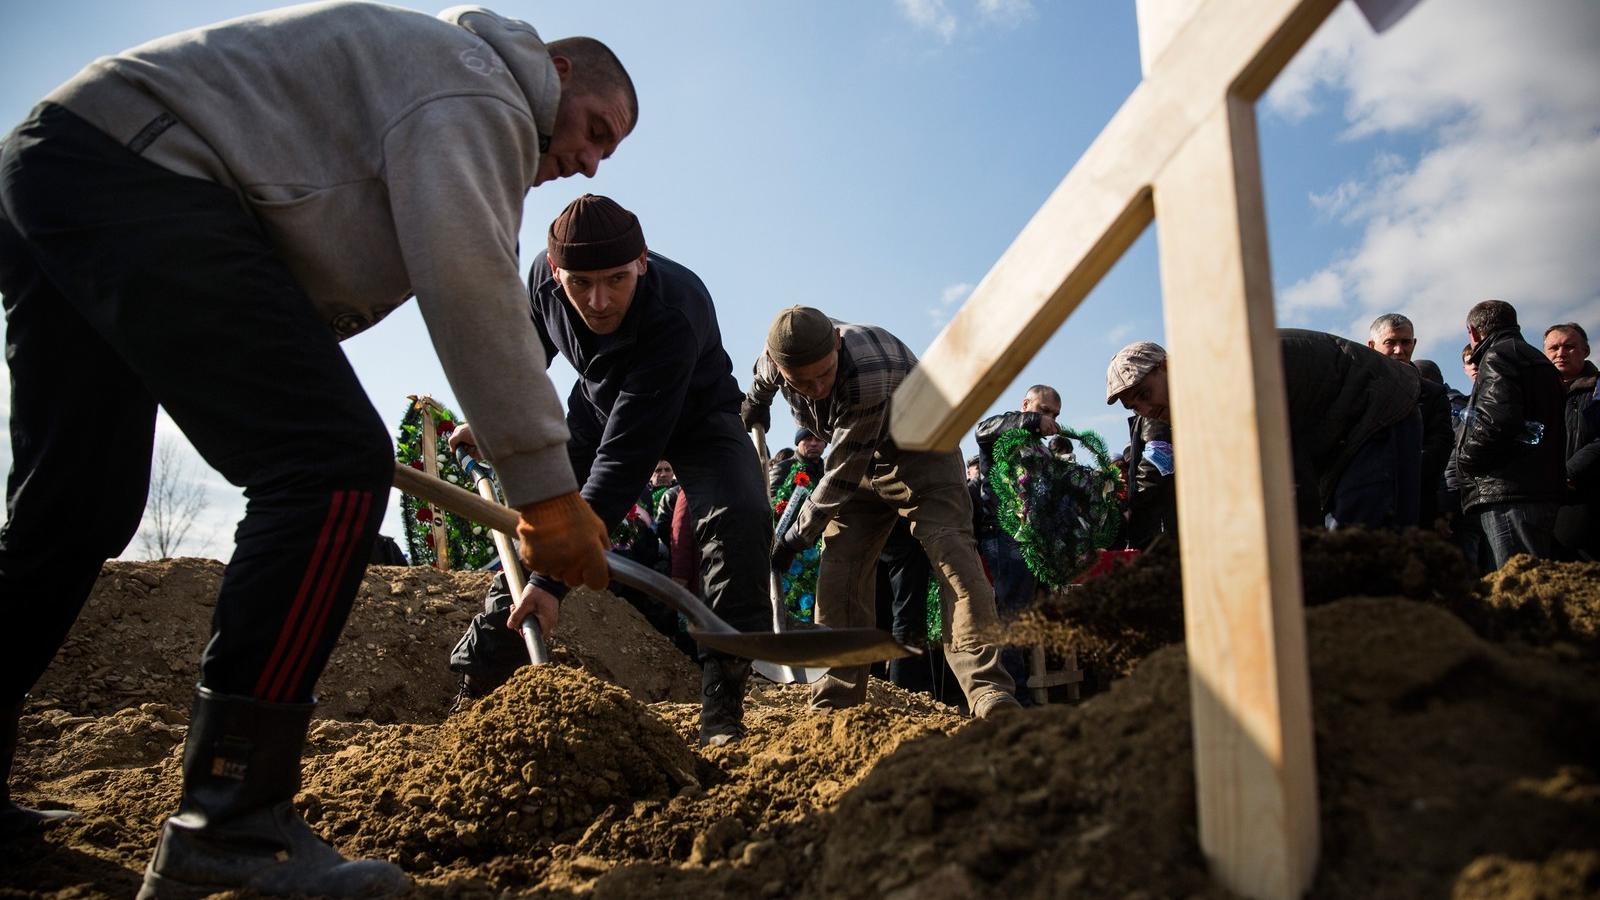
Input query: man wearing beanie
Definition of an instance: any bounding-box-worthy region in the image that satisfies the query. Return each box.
[743,307,1020,717]
[450,194,769,746]
[0,6,634,896]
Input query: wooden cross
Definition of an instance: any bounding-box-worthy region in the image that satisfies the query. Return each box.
[888,0,1404,896]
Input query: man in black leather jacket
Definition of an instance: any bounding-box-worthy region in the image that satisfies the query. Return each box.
[1456,300,1567,566]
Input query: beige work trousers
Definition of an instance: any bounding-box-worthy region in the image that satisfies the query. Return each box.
[809,448,1015,711]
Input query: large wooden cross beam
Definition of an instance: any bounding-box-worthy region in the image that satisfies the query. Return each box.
[888,1,1409,896]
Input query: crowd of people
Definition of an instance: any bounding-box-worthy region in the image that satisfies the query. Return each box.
[1101,304,1596,569]
[1,4,1594,898]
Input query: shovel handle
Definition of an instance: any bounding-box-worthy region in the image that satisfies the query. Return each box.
[448,448,551,666]
[394,460,519,534]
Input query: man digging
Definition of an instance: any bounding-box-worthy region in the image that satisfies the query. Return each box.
[743,306,1020,717]
[449,194,771,747]
[0,6,633,896]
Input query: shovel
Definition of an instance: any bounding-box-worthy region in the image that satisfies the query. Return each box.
[392,461,919,668]
[451,447,549,665]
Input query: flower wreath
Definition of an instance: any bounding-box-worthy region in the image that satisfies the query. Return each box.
[987,426,1122,588]
[771,460,821,622]
[610,503,655,554]
[395,401,498,570]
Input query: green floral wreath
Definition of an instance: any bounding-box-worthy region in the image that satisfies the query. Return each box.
[395,401,498,570]
[772,460,821,623]
[987,426,1122,588]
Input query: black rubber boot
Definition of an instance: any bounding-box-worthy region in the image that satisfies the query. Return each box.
[698,656,752,747]
[137,688,409,899]
[2,698,76,838]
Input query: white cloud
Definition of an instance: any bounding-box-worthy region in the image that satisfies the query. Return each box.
[1267,0,1600,359]
[895,0,1033,41]
[927,280,974,328]
[975,0,1034,25]
[1104,323,1135,346]
[896,0,958,42]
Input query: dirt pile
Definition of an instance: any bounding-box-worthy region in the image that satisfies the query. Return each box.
[1018,529,1600,685]
[297,666,698,875]
[799,597,1600,899]
[1474,555,1600,654]
[6,541,1599,898]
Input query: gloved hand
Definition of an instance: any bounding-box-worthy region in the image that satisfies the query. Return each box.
[515,492,609,590]
[740,397,771,433]
[770,526,803,573]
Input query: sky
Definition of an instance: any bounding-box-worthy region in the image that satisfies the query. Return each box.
[0,0,1595,561]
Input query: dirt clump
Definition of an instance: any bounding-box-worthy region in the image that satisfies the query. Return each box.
[1473,555,1600,655]
[797,598,1600,899]
[7,539,1600,899]
[297,665,697,876]
[1018,528,1599,685]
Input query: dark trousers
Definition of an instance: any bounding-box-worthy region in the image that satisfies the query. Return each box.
[876,518,942,698]
[0,103,391,706]
[980,533,1036,704]
[1325,409,1424,530]
[453,409,770,683]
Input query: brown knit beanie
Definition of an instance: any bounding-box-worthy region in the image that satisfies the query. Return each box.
[766,306,837,368]
[547,194,646,271]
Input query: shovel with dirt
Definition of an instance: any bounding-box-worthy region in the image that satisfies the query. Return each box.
[393,461,919,668]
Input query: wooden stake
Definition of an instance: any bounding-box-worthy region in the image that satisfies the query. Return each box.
[411,394,452,571]
[882,1,1361,895]
[1155,95,1317,898]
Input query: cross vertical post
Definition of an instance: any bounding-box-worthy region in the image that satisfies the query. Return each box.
[1155,93,1317,898]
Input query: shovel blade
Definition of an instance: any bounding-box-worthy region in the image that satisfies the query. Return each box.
[689,627,921,668]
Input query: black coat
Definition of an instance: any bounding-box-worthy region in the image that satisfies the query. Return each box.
[1561,361,1600,499]
[528,250,745,529]
[1455,327,1567,511]
[1124,414,1177,548]
[1416,376,1454,523]
[1279,329,1420,517]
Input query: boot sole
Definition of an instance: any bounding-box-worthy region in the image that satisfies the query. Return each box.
[137,865,228,900]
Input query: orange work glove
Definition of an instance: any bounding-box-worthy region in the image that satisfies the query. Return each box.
[515,492,609,590]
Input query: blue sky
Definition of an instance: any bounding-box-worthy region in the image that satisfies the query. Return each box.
[1,0,1596,559]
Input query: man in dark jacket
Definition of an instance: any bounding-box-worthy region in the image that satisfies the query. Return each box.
[1542,323,1598,560]
[1107,331,1422,530]
[450,195,769,746]
[1367,314,1453,525]
[973,385,1061,704]
[769,428,825,497]
[1124,412,1178,548]
[1456,300,1568,567]
[974,385,1061,606]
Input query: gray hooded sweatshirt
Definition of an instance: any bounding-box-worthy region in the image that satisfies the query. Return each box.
[45,1,575,506]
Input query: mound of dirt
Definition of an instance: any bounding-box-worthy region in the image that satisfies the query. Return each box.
[28,560,697,725]
[1473,555,1600,654]
[297,665,698,874]
[7,536,1599,899]
[1018,529,1600,685]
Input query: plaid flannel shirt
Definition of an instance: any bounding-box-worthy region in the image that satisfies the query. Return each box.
[749,321,919,544]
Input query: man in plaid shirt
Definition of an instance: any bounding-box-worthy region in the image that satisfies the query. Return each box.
[743,306,1019,716]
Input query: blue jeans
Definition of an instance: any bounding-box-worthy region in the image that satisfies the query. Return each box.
[1476,501,1559,569]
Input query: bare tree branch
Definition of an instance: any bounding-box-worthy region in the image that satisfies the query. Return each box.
[139,439,210,559]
